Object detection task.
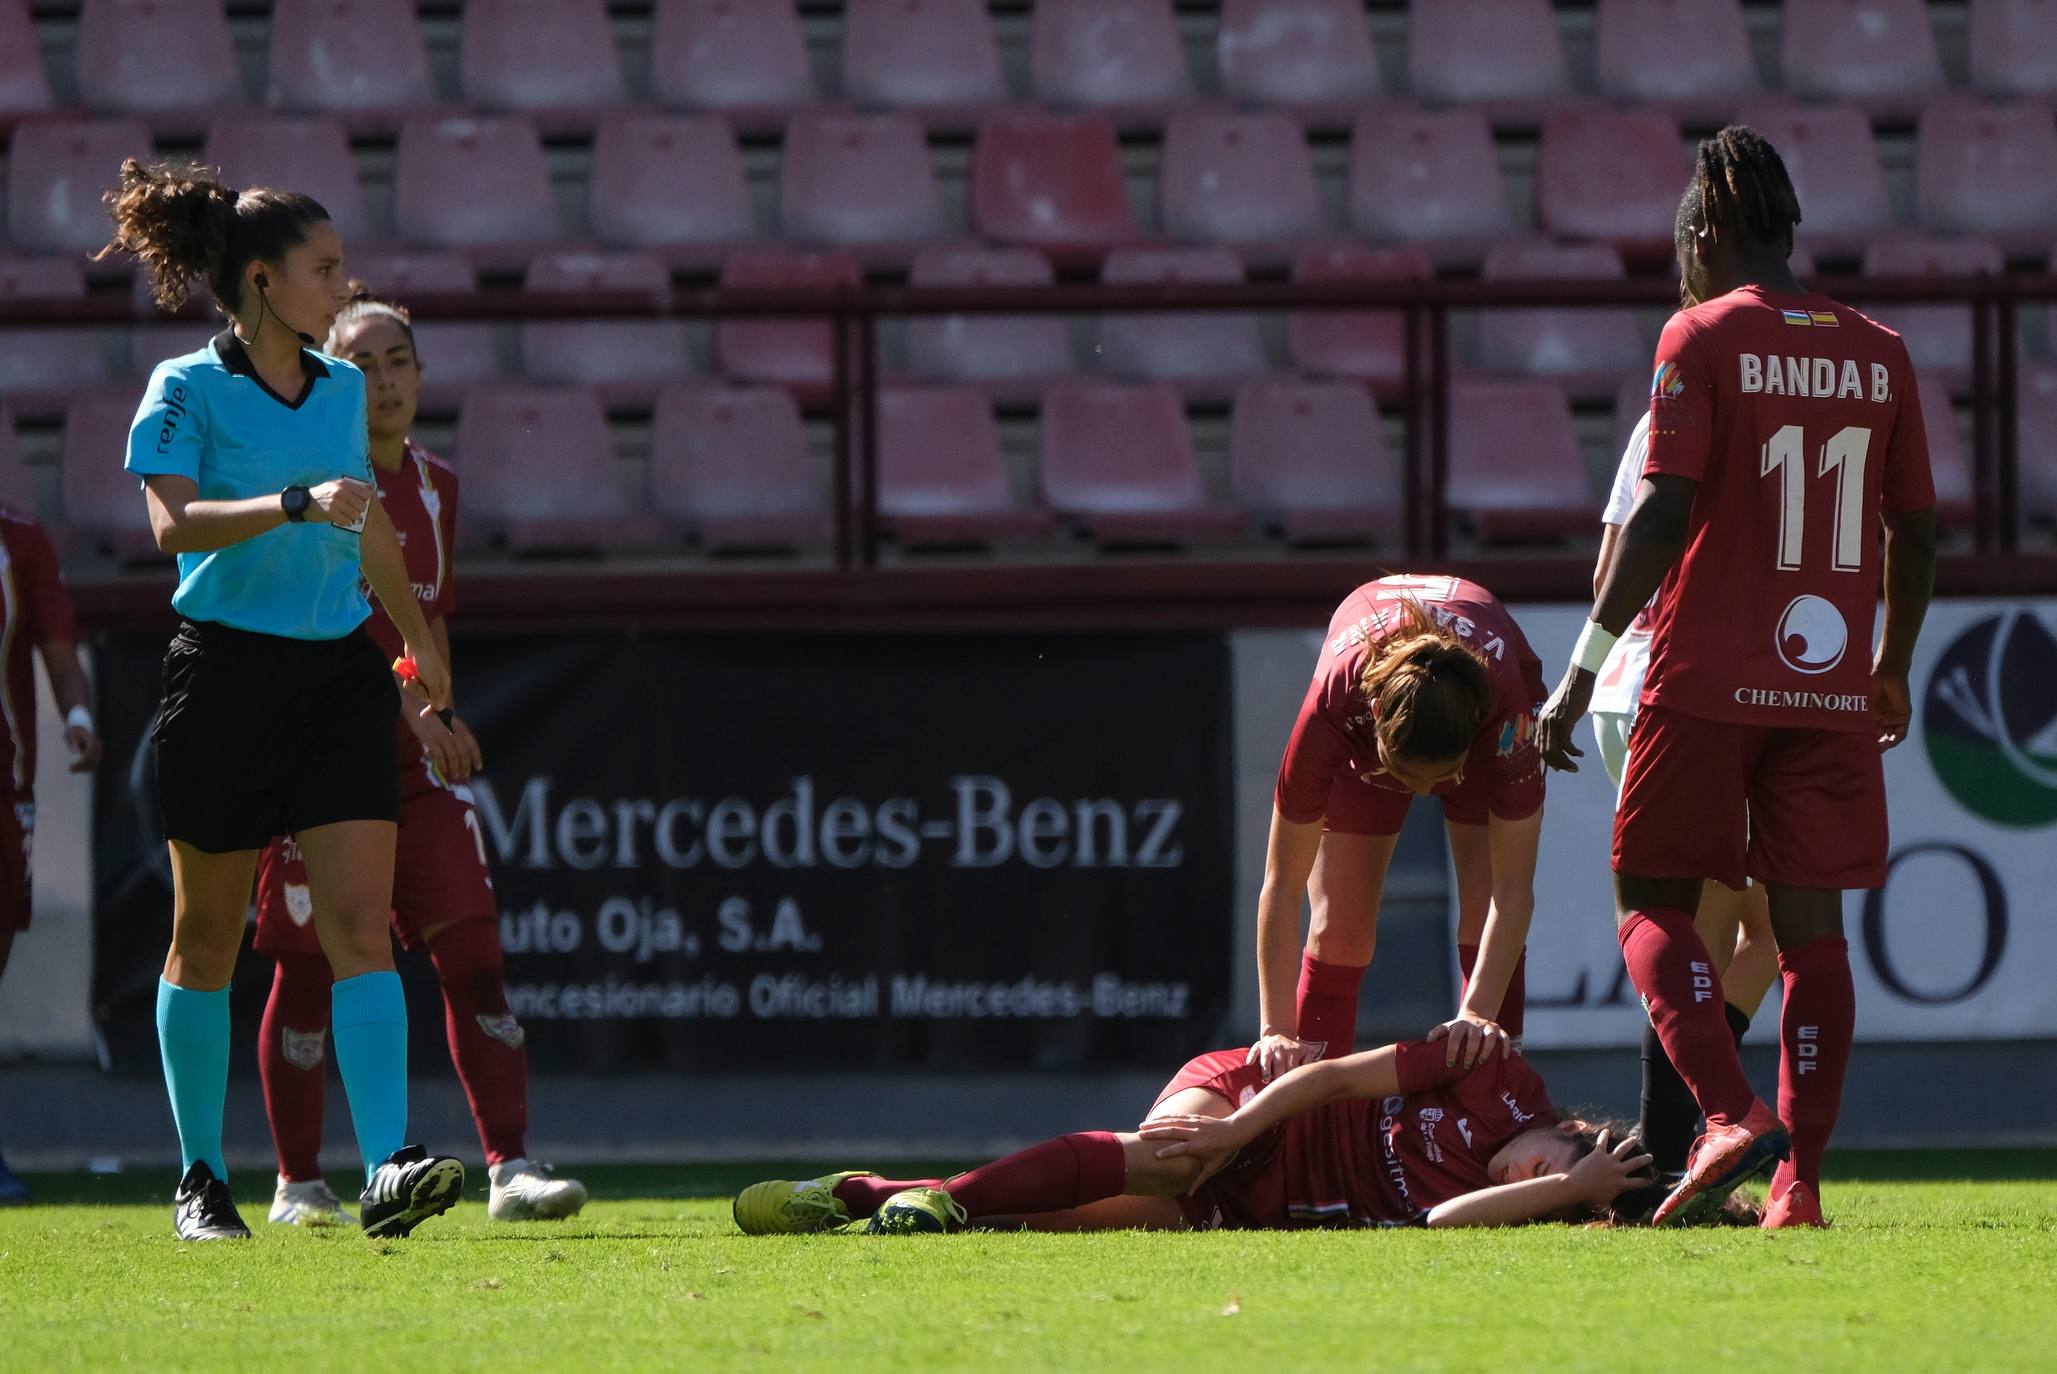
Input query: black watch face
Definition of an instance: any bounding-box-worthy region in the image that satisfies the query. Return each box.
[284,487,309,518]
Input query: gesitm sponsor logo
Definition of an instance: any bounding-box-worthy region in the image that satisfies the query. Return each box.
[1924,611,2057,828]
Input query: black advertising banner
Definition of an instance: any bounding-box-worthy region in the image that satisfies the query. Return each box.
[92,632,1235,1073]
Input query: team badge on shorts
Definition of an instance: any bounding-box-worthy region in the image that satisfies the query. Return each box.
[284,883,314,928]
[476,1013,525,1049]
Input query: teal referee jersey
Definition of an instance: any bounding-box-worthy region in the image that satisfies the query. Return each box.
[126,330,374,641]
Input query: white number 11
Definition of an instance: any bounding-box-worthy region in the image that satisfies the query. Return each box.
[1760,424,1871,573]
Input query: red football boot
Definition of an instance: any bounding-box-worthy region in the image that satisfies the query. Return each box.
[1651,1099,1790,1227]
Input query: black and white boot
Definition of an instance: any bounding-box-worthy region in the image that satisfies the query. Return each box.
[173,1161,252,1241]
[359,1145,465,1238]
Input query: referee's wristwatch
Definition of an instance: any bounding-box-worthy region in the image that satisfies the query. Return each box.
[281,485,312,522]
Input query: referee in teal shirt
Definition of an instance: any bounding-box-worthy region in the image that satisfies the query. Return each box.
[102,158,465,1241]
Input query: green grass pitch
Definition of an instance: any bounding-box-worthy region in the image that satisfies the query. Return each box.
[3,1153,2052,1373]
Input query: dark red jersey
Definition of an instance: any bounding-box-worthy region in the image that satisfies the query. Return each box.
[364,439,458,663]
[1275,575,1546,824]
[0,507,77,795]
[1640,286,1935,732]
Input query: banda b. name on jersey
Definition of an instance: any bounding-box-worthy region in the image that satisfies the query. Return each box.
[1739,354,1891,403]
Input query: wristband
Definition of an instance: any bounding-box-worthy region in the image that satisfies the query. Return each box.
[1571,620,1619,675]
[65,705,93,734]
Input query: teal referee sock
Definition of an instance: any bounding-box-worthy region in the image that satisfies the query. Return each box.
[332,971,409,1182]
[156,978,230,1181]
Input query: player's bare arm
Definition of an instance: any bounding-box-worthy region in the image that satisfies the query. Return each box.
[1145,1046,1408,1187]
[360,496,451,719]
[1424,1130,1653,1228]
[1874,506,1938,750]
[1250,806,1324,1080]
[1434,806,1541,1066]
[39,639,102,773]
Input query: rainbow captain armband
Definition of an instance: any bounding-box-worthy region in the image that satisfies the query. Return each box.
[392,656,456,730]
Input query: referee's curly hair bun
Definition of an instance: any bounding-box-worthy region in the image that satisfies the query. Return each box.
[97,158,331,315]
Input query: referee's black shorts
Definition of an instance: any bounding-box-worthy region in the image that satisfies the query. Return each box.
[152,619,401,853]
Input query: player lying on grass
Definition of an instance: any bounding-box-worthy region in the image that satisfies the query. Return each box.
[735,1039,1657,1235]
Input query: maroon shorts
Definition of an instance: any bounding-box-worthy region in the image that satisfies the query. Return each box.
[253,736,497,956]
[1323,770,1488,835]
[1613,704,1889,891]
[0,795,31,933]
[1152,1048,1269,1115]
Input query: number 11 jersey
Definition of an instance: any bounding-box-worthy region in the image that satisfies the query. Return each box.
[1641,285,1936,734]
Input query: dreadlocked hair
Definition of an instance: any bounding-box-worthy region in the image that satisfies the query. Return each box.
[1674,124,1802,255]
[326,283,419,358]
[1357,597,1492,768]
[96,159,329,314]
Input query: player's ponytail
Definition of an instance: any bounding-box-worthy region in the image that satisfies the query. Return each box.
[1357,598,1492,768]
[98,159,331,315]
[1675,124,1802,254]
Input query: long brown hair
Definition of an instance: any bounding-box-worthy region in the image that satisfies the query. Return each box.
[1358,597,1492,767]
[96,159,330,314]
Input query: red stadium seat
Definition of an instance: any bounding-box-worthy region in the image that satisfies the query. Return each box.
[1031,0,1193,121]
[202,116,368,244]
[1446,380,1594,543]
[0,256,111,422]
[520,252,693,406]
[1862,236,2004,379]
[779,112,948,263]
[587,114,759,265]
[1229,379,1401,544]
[713,247,863,401]
[1915,99,2057,244]
[1217,0,1382,125]
[841,0,1008,123]
[1158,110,1323,265]
[1349,107,1513,267]
[62,389,163,562]
[1732,102,1892,258]
[342,250,503,411]
[6,118,153,254]
[1967,0,2057,99]
[649,383,832,551]
[1915,373,1974,530]
[266,0,435,119]
[877,387,1054,545]
[970,112,1139,266]
[1781,0,1943,116]
[0,403,32,511]
[392,116,560,264]
[903,246,1074,394]
[1536,107,1687,253]
[1038,382,1243,545]
[1095,247,1267,397]
[460,0,624,124]
[1286,243,1431,389]
[2017,364,2057,523]
[650,0,815,133]
[1406,0,1571,114]
[1595,0,1758,113]
[0,1,54,116]
[76,0,241,119]
[1477,241,1647,395]
[453,385,666,553]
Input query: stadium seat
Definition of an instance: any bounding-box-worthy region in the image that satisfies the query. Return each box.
[1731,102,1892,258]
[2017,365,2057,523]
[1348,107,1513,267]
[714,248,863,402]
[1915,373,1974,530]
[266,0,435,121]
[0,256,111,422]
[650,0,815,133]
[453,385,666,554]
[778,112,948,263]
[1967,0,2057,99]
[1611,372,1650,473]
[0,1,54,116]
[1861,236,2004,380]
[1217,0,1381,127]
[1594,0,1758,114]
[1476,241,1647,396]
[1031,0,1193,122]
[1037,382,1243,546]
[903,246,1074,395]
[520,252,693,407]
[1229,379,1401,544]
[392,116,561,267]
[1286,243,1431,390]
[340,249,501,413]
[75,0,241,121]
[1446,379,1593,543]
[970,112,1139,266]
[460,0,624,122]
[6,118,153,255]
[841,0,1009,126]
[1158,110,1324,265]
[0,403,32,512]
[61,389,164,562]
[1915,99,2057,245]
[1781,0,1943,116]
[587,114,759,266]
[649,383,832,551]
[1095,247,1267,397]
[877,387,1054,545]
[1536,107,1687,254]
[1406,0,1571,115]
[202,116,368,245]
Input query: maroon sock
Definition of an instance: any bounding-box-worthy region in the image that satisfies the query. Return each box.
[1457,942,1527,1040]
[1775,936,1854,1191]
[833,1174,945,1219]
[1295,953,1366,1058]
[429,921,529,1165]
[939,1132,1127,1221]
[258,953,334,1183]
[1617,908,1756,1128]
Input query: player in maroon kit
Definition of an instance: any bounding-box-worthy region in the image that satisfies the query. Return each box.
[1536,127,1938,1228]
[0,506,102,1203]
[251,292,587,1225]
[1251,576,1547,1085]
